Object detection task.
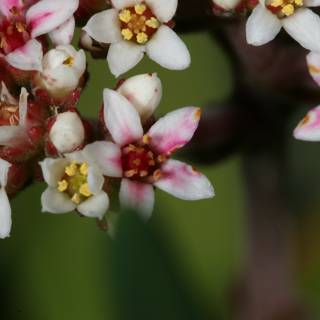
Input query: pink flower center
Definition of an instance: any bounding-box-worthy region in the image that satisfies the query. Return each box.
[0,7,30,54]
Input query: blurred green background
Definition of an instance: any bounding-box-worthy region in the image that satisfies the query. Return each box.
[1,29,320,319]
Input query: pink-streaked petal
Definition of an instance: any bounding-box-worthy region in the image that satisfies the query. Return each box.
[146,25,190,70]
[107,41,145,77]
[148,107,201,155]
[155,159,215,200]
[111,0,141,10]
[145,0,177,22]
[77,191,109,220]
[246,4,282,46]
[103,88,143,146]
[282,9,320,52]
[82,141,122,178]
[0,188,11,239]
[0,0,23,18]
[119,179,154,220]
[0,158,11,187]
[5,39,43,71]
[18,87,28,126]
[307,51,320,86]
[27,0,79,38]
[83,9,121,44]
[48,16,75,45]
[41,187,76,214]
[293,106,320,141]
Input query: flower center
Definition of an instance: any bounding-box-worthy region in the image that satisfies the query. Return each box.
[63,56,74,66]
[118,3,160,44]
[57,161,93,204]
[0,102,19,126]
[267,0,303,17]
[0,7,30,54]
[121,135,166,182]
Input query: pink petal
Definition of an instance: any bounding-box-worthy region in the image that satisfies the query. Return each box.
[0,0,23,18]
[103,88,143,146]
[148,107,201,155]
[119,178,155,220]
[26,0,79,38]
[154,159,215,200]
[306,51,320,86]
[48,16,75,45]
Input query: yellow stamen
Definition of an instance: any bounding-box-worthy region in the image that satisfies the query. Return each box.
[121,28,133,40]
[136,32,148,44]
[135,4,147,14]
[63,56,74,66]
[145,17,160,29]
[71,193,81,204]
[281,4,294,15]
[142,134,151,144]
[80,163,89,176]
[294,0,303,6]
[119,9,132,23]
[270,0,283,6]
[79,183,92,197]
[57,180,68,192]
[65,162,78,177]
[15,22,25,33]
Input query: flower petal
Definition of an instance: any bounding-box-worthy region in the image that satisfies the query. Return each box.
[117,73,162,122]
[155,159,215,200]
[5,39,43,71]
[82,141,122,177]
[87,166,104,195]
[306,51,320,86]
[65,150,86,163]
[27,0,79,38]
[282,8,320,52]
[18,87,28,126]
[146,25,190,70]
[77,191,109,219]
[145,0,177,22]
[246,4,282,46]
[0,126,26,146]
[103,88,143,146]
[0,158,11,187]
[148,107,201,155]
[83,9,121,44]
[0,188,11,239]
[0,0,23,18]
[119,179,154,220]
[41,187,76,214]
[0,81,17,105]
[304,0,320,6]
[107,41,145,77]
[111,0,141,10]
[48,16,75,46]
[39,158,69,187]
[293,106,320,141]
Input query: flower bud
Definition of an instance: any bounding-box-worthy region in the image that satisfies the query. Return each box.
[34,45,86,100]
[212,0,242,10]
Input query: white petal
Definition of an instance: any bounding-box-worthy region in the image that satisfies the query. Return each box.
[119,179,154,220]
[83,9,121,44]
[155,159,215,200]
[48,16,75,45]
[87,166,105,195]
[212,0,241,10]
[0,82,17,105]
[0,0,23,18]
[145,0,177,22]
[107,41,145,77]
[146,25,190,70]
[18,87,28,126]
[304,0,320,6]
[0,188,11,239]
[0,158,11,187]
[39,158,69,187]
[27,0,79,38]
[65,150,86,163]
[306,51,320,86]
[41,187,76,214]
[246,4,282,46]
[282,9,320,52]
[117,73,162,122]
[111,0,141,9]
[148,107,201,155]
[0,126,26,146]
[82,141,122,177]
[5,39,43,71]
[103,88,143,146]
[77,191,109,219]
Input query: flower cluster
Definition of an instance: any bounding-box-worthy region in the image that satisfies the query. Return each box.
[0,0,214,238]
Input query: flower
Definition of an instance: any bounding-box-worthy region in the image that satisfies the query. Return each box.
[33,45,86,100]
[0,0,79,71]
[83,88,215,219]
[40,147,109,219]
[83,0,191,76]
[294,106,320,141]
[246,0,320,52]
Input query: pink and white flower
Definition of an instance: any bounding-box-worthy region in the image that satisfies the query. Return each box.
[84,88,215,219]
[40,146,109,219]
[0,0,79,71]
[83,0,190,77]
[246,0,320,52]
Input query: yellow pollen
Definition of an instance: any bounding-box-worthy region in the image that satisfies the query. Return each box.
[79,183,92,197]
[65,162,78,177]
[142,134,151,144]
[270,0,283,6]
[136,32,148,44]
[63,56,74,66]
[119,9,132,23]
[145,17,160,29]
[80,163,89,176]
[15,22,25,33]
[121,28,133,40]
[57,180,68,192]
[281,4,294,15]
[294,0,303,5]
[71,193,81,204]
[135,4,147,14]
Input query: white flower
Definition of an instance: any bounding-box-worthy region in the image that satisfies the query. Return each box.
[40,148,109,219]
[83,0,191,76]
[0,0,79,71]
[34,45,86,99]
[246,0,320,52]
[0,158,12,239]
